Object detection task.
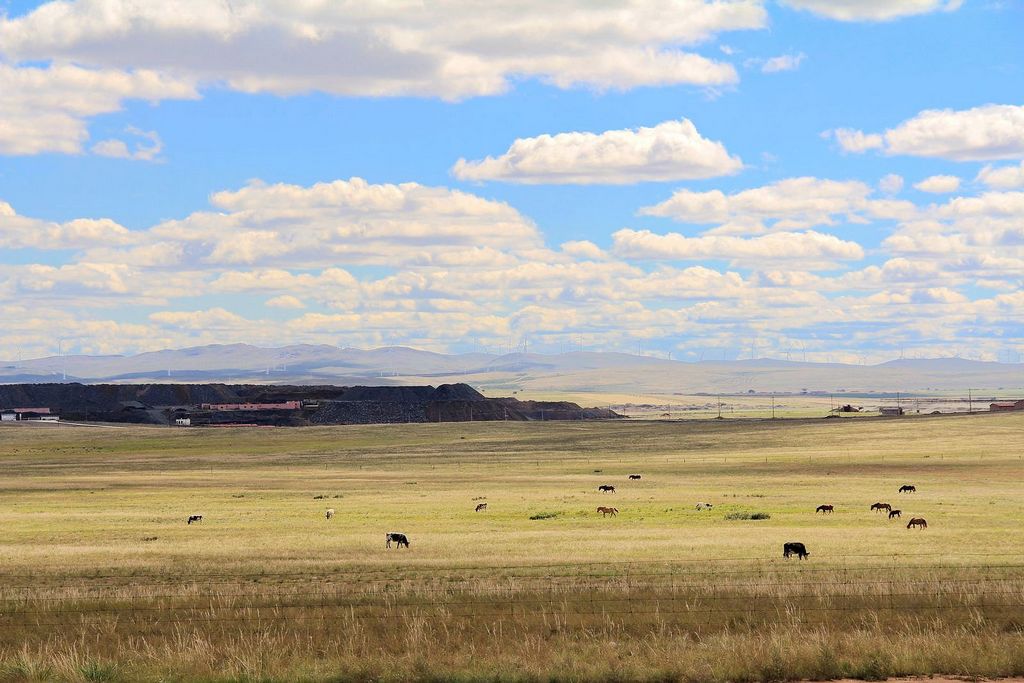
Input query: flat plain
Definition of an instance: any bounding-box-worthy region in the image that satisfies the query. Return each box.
[1,413,1022,682]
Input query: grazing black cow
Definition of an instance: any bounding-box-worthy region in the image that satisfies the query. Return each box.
[889,509,902,519]
[386,532,410,549]
[898,484,917,493]
[783,542,809,559]
[816,504,834,514]
[187,515,202,525]
[598,485,616,493]
[628,474,642,480]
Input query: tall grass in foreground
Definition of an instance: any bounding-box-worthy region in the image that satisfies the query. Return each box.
[1,617,1023,682]
[1,562,1022,682]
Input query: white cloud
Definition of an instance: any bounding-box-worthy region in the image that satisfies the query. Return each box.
[452,119,742,184]
[150,307,250,331]
[781,0,963,22]
[838,104,1024,161]
[4,174,1024,361]
[561,241,608,260]
[914,175,961,194]
[265,295,306,309]
[878,174,904,194]
[977,161,1024,189]
[0,63,196,156]
[144,177,545,268]
[760,52,805,73]
[639,177,889,232]
[0,1,763,103]
[827,128,884,153]
[0,201,137,249]
[91,127,163,161]
[611,228,864,263]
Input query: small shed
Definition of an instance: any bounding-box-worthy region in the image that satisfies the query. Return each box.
[879,406,904,416]
[990,400,1024,412]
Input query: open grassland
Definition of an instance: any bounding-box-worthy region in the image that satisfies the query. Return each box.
[1,413,1023,681]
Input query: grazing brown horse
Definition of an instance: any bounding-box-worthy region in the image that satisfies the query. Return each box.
[816,504,834,514]
[870,502,892,513]
[907,517,927,529]
[888,509,901,519]
[475,503,487,512]
[596,506,618,517]
[898,484,916,493]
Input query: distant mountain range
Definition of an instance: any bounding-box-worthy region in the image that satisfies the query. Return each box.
[1,344,1022,394]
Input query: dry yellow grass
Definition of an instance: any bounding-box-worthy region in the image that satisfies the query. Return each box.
[0,412,1022,681]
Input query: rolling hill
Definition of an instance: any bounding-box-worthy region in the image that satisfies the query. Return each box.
[2,344,1022,394]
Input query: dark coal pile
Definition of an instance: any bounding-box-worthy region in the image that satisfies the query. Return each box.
[0,382,621,425]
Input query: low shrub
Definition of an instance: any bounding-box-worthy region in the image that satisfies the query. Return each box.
[724,511,771,520]
[529,511,560,520]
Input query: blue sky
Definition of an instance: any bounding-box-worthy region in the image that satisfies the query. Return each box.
[1,0,1023,362]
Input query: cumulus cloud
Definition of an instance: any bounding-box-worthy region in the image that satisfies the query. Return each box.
[452,119,742,184]
[265,295,306,309]
[914,175,961,194]
[611,228,864,263]
[0,63,196,156]
[977,161,1024,189]
[638,177,900,233]
[0,201,137,249]
[826,128,884,153]
[143,177,545,268]
[0,1,763,103]
[781,0,963,22]
[561,241,608,260]
[3,174,1023,362]
[91,127,163,161]
[836,104,1024,161]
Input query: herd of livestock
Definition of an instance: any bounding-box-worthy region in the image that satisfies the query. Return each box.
[185,475,929,558]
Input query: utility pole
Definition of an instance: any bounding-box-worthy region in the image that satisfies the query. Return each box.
[771,393,776,419]
[968,388,973,414]
[717,395,722,419]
